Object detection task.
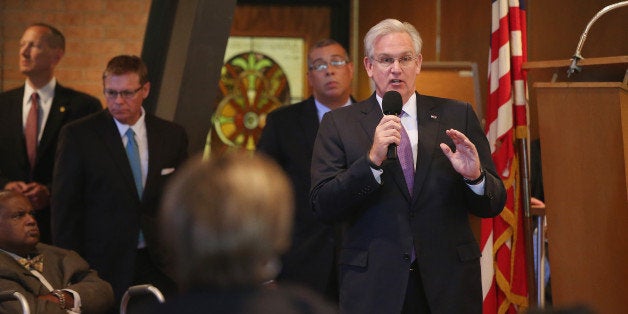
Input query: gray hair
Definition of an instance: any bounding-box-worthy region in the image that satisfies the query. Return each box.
[364,18,423,58]
[159,151,294,290]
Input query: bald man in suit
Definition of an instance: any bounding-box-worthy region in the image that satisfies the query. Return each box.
[0,23,102,244]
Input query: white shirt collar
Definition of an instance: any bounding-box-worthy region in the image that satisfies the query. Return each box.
[314,97,353,122]
[376,92,417,118]
[23,77,56,104]
[0,248,28,260]
[114,107,147,139]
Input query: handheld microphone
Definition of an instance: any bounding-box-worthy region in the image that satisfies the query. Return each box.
[382,90,403,159]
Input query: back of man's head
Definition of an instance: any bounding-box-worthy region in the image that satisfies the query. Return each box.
[160,151,294,291]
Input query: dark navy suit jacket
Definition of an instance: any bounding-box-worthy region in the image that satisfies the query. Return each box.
[0,84,101,242]
[51,110,188,301]
[257,96,341,299]
[310,92,506,313]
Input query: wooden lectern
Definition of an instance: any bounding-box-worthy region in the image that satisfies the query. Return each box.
[524,56,628,314]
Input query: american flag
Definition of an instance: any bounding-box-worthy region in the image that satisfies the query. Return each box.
[482,0,529,313]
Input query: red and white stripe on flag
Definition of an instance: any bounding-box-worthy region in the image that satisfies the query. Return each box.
[482,0,529,313]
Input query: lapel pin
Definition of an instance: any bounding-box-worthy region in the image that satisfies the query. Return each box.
[60,106,66,112]
[430,114,437,120]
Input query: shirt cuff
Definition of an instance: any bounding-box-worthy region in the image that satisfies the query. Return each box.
[466,178,485,195]
[370,167,383,184]
[62,289,81,313]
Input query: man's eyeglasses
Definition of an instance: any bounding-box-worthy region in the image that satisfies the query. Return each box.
[309,58,349,72]
[104,86,143,100]
[370,55,417,68]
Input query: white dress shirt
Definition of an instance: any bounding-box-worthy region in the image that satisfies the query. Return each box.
[372,93,485,195]
[23,78,56,142]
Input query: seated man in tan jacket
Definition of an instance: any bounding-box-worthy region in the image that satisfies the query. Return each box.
[0,190,114,313]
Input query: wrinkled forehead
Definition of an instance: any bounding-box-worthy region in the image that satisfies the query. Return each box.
[22,26,51,43]
[309,44,347,62]
[0,196,32,217]
[371,32,416,56]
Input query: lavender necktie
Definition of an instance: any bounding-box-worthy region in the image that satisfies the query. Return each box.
[399,112,417,262]
[398,114,415,194]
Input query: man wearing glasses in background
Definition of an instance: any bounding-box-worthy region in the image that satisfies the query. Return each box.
[310,19,506,313]
[52,55,188,308]
[257,38,354,302]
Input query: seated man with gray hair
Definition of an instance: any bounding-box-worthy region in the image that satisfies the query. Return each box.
[154,151,336,313]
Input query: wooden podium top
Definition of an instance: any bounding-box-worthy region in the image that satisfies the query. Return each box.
[523,56,627,83]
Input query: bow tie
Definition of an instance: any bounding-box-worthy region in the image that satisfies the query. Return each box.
[18,254,44,272]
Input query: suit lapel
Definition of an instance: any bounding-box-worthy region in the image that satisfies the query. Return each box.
[38,84,68,161]
[299,97,320,149]
[358,94,412,202]
[143,114,160,202]
[37,246,63,290]
[358,95,383,144]
[412,93,441,204]
[6,88,30,170]
[95,111,140,201]
[0,250,49,294]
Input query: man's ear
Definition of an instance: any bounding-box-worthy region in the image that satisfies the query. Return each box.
[51,47,64,65]
[363,56,374,78]
[142,82,151,99]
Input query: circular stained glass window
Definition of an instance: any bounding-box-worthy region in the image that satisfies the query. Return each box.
[210,52,290,153]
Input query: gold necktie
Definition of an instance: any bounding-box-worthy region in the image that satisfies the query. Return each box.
[18,254,44,272]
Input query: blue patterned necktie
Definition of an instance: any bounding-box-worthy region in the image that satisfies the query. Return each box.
[125,128,147,248]
[125,128,143,198]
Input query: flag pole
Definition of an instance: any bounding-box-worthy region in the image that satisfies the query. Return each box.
[515,127,537,307]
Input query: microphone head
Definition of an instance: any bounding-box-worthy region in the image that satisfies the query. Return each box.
[382,90,403,115]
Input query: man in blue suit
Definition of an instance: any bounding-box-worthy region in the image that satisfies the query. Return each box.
[310,19,506,313]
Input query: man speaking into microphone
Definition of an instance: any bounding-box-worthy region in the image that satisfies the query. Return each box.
[310,19,506,314]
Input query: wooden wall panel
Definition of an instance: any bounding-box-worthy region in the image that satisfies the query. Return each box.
[232,5,330,40]
[230,4,331,97]
[527,0,628,139]
[441,1,491,121]
[356,1,437,102]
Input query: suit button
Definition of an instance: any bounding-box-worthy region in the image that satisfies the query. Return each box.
[403,253,410,260]
[409,212,415,219]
